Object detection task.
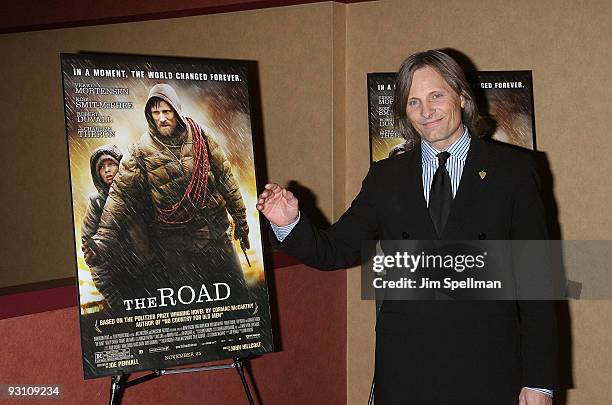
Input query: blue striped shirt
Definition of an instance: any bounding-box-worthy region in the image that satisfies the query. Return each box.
[421,126,470,205]
[272,212,300,241]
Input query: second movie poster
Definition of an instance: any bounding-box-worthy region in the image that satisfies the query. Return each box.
[61,53,273,379]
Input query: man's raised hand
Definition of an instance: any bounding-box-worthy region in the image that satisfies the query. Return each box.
[256,183,299,226]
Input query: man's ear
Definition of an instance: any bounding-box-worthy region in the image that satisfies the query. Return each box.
[460,94,466,109]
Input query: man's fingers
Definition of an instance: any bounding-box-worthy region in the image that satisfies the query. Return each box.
[518,389,527,405]
[518,388,551,405]
[259,184,283,199]
[257,190,273,203]
[259,184,291,201]
[257,184,298,212]
[282,189,295,201]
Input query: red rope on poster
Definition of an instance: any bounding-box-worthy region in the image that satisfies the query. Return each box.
[157,117,209,224]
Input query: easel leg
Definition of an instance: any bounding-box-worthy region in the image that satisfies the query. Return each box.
[109,374,124,405]
[368,377,375,405]
[234,358,254,405]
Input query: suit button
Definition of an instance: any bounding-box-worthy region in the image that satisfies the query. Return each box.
[401,232,409,239]
[478,233,486,240]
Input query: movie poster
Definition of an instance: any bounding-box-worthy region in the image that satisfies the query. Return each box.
[367,73,403,163]
[367,71,536,162]
[61,53,273,379]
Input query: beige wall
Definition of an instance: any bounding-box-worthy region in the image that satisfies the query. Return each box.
[0,3,342,287]
[345,1,612,403]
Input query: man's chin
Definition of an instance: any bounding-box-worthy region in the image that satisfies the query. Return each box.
[419,128,465,149]
[420,132,446,144]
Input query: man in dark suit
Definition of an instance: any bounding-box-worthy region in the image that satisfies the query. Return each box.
[257,50,557,404]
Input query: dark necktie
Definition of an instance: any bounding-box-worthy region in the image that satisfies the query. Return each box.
[429,151,452,236]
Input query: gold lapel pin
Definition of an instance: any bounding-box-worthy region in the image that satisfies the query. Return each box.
[478,170,487,180]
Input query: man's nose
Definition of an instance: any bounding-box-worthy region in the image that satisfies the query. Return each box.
[159,113,167,122]
[421,101,435,118]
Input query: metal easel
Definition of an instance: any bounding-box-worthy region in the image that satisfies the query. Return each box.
[109,358,254,405]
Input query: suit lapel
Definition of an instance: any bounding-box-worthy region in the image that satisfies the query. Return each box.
[398,145,438,239]
[443,138,490,238]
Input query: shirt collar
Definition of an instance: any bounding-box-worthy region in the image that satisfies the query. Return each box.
[421,126,471,165]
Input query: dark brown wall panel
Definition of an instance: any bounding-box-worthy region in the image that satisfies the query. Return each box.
[0,0,369,33]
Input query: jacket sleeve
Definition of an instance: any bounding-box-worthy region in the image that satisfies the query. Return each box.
[207,135,248,234]
[271,164,381,270]
[93,147,146,257]
[511,154,559,390]
[81,194,123,307]
[81,194,103,243]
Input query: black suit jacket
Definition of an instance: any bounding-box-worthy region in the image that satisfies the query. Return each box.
[274,138,558,404]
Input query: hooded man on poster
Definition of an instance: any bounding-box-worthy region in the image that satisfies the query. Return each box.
[84,83,252,308]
